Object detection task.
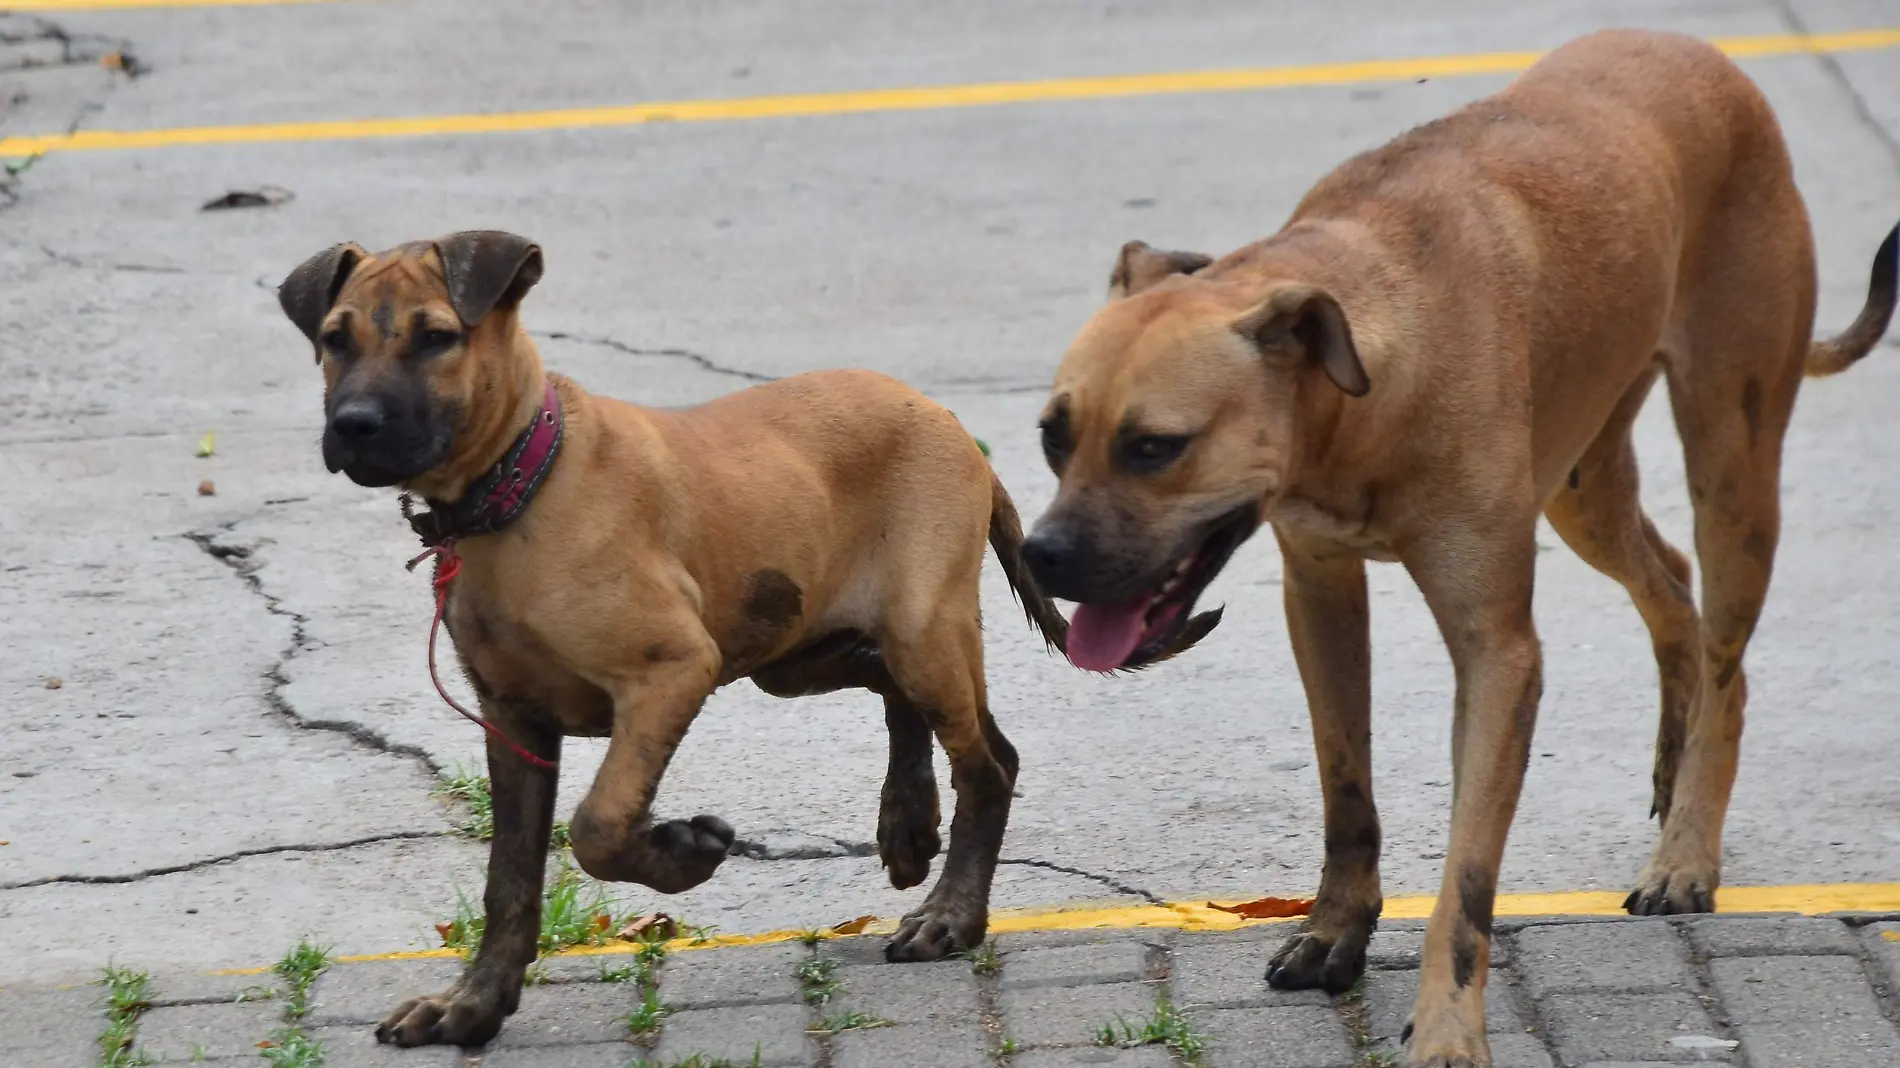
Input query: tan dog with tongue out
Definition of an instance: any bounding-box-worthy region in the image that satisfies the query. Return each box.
[1018,28,1897,1068]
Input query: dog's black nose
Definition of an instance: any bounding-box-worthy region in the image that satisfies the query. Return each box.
[1021,525,1077,586]
[330,399,385,441]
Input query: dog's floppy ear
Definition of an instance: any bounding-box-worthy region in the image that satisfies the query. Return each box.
[434,230,544,327]
[1232,284,1370,397]
[1109,240,1214,300]
[279,242,367,349]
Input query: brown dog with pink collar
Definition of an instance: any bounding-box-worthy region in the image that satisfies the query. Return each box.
[278,231,1213,1047]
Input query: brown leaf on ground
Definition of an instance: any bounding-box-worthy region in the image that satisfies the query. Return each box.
[617,912,677,941]
[593,913,612,934]
[1207,896,1314,919]
[830,914,878,935]
[434,922,455,944]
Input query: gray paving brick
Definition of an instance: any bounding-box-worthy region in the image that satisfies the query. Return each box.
[1000,942,1149,989]
[1359,968,1520,1040]
[1489,1031,1558,1068]
[151,966,281,1005]
[1538,990,1726,1065]
[662,942,807,1008]
[536,950,645,985]
[1685,917,1859,958]
[1365,924,1513,969]
[489,981,637,1047]
[305,1026,464,1067]
[1192,1005,1357,1068]
[1515,921,1694,996]
[831,959,980,1027]
[1709,956,1892,1025]
[999,980,1159,1049]
[653,1002,816,1065]
[304,957,465,1026]
[1862,922,1900,990]
[816,935,892,966]
[1732,1020,1900,1068]
[0,983,97,1066]
[834,1021,993,1068]
[998,929,1172,952]
[134,999,280,1060]
[1168,938,1331,1009]
[1011,1045,1178,1066]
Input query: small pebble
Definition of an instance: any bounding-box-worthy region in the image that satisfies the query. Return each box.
[197,480,216,496]
[43,677,62,690]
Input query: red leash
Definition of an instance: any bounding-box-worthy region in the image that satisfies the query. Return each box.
[408,543,558,770]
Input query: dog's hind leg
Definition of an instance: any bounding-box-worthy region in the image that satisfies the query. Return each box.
[1627,266,1807,915]
[880,694,945,890]
[378,722,562,1047]
[1266,533,1381,994]
[567,628,734,894]
[1543,368,1702,823]
[882,595,1016,962]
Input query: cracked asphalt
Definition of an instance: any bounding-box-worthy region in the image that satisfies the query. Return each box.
[3,0,1900,1000]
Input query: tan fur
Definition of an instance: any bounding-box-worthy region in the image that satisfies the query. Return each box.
[281,235,1067,1048]
[1029,30,1896,1068]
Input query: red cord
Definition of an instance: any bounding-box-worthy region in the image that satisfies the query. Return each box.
[416,544,558,770]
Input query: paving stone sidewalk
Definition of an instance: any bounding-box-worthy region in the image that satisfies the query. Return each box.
[7,914,1900,1068]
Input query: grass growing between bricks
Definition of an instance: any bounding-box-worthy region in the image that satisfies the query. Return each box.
[437,851,620,959]
[633,1052,764,1068]
[95,964,154,1068]
[258,938,331,1068]
[1094,994,1208,1067]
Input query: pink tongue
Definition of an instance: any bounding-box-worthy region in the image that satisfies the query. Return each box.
[1066,598,1152,672]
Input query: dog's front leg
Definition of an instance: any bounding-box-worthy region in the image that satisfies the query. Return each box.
[1267,535,1381,994]
[568,643,733,893]
[1404,529,1542,1068]
[378,724,561,1047]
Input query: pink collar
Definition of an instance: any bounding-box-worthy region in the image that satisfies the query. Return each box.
[406,382,564,547]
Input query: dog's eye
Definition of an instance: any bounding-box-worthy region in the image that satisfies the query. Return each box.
[418,329,462,353]
[319,329,350,356]
[1039,418,1071,469]
[1121,434,1191,472]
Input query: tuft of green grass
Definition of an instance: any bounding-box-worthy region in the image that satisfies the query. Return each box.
[998,1034,1020,1055]
[437,853,620,959]
[796,927,825,947]
[1093,995,1207,1066]
[257,1028,325,1068]
[631,1051,763,1068]
[95,964,154,1068]
[808,1010,891,1035]
[628,984,671,1035]
[959,939,1002,976]
[4,152,42,178]
[549,819,572,851]
[434,764,495,840]
[794,956,841,1006]
[261,939,332,1067]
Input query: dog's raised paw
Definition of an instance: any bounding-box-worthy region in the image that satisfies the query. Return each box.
[877,798,941,891]
[642,814,735,892]
[376,991,504,1047]
[1266,927,1369,993]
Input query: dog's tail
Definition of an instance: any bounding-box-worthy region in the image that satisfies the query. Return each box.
[1806,223,1898,378]
[986,471,1223,670]
[988,471,1071,656]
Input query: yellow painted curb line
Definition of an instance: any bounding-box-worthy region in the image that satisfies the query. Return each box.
[205,881,1900,975]
[4,28,1899,158]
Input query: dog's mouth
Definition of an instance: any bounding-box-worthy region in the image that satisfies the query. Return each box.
[1065,502,1259,672]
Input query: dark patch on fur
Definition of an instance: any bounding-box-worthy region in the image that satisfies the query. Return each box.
[1512,665,1542,736]
[1451,924,1481,989]
[1742,527,1772,571]
[372,300,395,341]
[1713,651,1741,691]
[1742,377,1762,449]
[642,642,672,663]
[744,569,803,628]
[1568,466,1580,491]
[1452,863,1496,988]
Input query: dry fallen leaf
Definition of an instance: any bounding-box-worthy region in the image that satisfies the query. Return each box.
[255,1040,277,1049]
[43,677,62,690]
[593,913,613,934]
[434,922,456,944]
[1208,896,1314,920]
[196,431,216,458]
[617,912,677,941]
[197,480,217,497]
[830,914,878,935]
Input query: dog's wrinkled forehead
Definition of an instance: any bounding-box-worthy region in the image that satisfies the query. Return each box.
[328,243,455,334]
[1048,296,1254,440]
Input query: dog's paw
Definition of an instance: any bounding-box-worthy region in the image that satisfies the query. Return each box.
[1624,859,1716,915]
[642,815,735,893]
[375,989,505,1047]
[886,899,985,962]
[1266,925,1369,994]
[877,792,941,891]
[1405,995,1491,1067]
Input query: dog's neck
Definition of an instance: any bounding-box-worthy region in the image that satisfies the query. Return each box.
[404,330,564,545]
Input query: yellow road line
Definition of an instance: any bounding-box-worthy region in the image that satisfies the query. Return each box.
[4,28,1899,158]
[205,880,1900,975]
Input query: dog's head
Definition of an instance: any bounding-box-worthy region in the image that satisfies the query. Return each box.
[1024,240,1370,671]
[278,231,544,490]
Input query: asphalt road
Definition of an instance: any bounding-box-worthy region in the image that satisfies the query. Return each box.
[2,0,1897,985]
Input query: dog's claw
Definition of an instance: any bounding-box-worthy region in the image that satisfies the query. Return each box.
[1266,926,1369,994]
[886,900,983,962]
[1625,859,1716,915]
[375,990,503,1048]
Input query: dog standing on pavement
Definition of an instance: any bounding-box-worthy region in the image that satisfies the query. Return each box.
[1018,30,1897,1067]
[278,231,1217,1046]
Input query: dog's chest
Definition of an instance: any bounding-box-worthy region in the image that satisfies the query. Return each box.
[450,607,615,737]
[1267,496,1400,562]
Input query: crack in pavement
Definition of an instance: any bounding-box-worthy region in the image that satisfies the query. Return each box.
[1772,1,1900,176]
[998,858,1162,904]
[37,244,188,274]
[539,330,776,383]
[0,830,450,891]
[730,834,878,861]
[184,521,446,778]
